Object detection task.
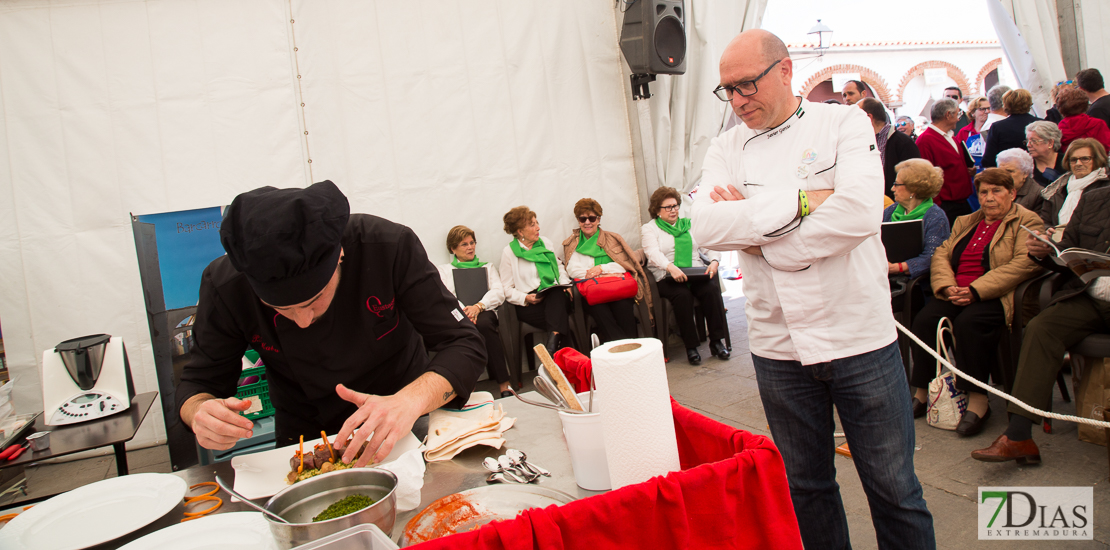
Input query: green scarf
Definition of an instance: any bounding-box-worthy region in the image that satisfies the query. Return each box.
[510,238,560,291]
[576,231,612,266]
[655,217,693,268]
[451,255,487,268]
[890,199,934,222]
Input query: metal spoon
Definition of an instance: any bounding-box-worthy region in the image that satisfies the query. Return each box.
[506,387,574,413]
[499,455,536,482]
[507,449,550,477]
[486,472,515,484]
[215,475,289,523]
[483,455,526,483]
[533,377,568,408]
[505,449,542,479]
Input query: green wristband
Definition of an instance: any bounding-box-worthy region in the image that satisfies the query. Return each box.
[799,190,810,217]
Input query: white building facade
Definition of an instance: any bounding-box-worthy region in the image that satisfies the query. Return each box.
[787,40,1018,119]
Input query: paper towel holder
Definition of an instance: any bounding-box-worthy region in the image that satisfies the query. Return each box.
[609,343,642,353]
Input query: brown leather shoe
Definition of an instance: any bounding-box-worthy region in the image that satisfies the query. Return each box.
[971,435,1041,465]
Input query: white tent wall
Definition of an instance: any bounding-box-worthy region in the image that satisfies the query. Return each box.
[1077,0,1109,73]
[0,0,307,450]
[637,0,766,196]
[0,0,639,453]
[987,0,1067,116]
[289,0,639,265]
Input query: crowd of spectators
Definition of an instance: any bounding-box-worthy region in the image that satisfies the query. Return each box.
[843,68,1110,464]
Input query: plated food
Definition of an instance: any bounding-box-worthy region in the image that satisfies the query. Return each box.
[286,431,374,485]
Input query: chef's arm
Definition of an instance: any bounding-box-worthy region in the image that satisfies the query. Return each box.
[176,265,257,450]
[690,138,809,251]
[759,110,883,271]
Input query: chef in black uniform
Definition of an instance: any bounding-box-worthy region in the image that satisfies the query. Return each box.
[176,181,485,466]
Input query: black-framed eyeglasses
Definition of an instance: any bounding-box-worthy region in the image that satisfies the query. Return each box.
[660,204,680,212]
[577,215,599,223]
[713,59,783,101]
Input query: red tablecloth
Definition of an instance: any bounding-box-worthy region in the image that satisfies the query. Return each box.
[409,399,802,549]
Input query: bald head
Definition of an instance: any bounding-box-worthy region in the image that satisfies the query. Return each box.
[722,29,789,68]
[718,30,796,129]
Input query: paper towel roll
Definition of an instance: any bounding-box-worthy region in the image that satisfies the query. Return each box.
[591,338,679,489]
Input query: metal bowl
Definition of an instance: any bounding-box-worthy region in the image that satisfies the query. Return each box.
[263,468,398,549]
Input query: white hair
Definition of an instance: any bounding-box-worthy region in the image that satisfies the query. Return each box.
[996,148,1034,176]
[1026,120,1062,152]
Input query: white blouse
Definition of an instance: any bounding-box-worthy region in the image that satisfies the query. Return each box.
[565,249,624,280]
[436,260,504,310]
[640,220,721,282]
[499,237,571,306]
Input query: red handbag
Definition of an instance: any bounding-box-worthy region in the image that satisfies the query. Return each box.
[575,272,638,306]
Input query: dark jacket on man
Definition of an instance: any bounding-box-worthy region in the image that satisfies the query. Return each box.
[882,126,921,197]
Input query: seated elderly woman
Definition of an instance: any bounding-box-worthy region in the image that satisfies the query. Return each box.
[995,148,1045,213]
[1039,137,1110,230]
[883,159,951,279]
[561,198,652,344]
[909,168,1043,436]
[1025,120,1065,186]
[499,206,574,351]
[972,186,1110,464]
[437,225,511,397]
[641,186,727,365]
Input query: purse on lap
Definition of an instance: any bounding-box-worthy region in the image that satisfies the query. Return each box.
[575,272,638,306]
[927,317,969,430]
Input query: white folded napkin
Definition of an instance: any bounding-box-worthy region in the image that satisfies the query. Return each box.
[424,392,516,462]
[377,448,426,511]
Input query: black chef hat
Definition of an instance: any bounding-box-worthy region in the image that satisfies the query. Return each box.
[220,180,350,307]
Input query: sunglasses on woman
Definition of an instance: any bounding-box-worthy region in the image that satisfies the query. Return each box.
[578,215,599,223]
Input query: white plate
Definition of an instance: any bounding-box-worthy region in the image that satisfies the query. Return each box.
[231,432,422,500]
[0,472,187,550]
[117,512,278,550]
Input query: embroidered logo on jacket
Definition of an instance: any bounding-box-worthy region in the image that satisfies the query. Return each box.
[366,295,395,317]
[250,334,281,353]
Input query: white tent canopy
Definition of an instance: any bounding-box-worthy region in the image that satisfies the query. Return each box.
[0,0,757,451]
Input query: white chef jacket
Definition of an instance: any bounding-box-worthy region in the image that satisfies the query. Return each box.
[436,259,505,310]
[691,98,896,365]
[499,237,572,306]
[640,220,721,282]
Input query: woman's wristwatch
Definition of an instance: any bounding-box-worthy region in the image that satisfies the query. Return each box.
[476,302,486,312]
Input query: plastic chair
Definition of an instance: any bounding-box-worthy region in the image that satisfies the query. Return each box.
[500,298,584,389]
[645,272,731,361]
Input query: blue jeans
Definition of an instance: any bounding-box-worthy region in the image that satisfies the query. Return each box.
[752,341,935,550]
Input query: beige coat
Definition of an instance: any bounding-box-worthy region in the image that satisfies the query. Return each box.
[930,203,1044,328]
[562,228,654,317]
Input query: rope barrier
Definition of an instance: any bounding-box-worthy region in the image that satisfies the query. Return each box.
[894,320,1110,430]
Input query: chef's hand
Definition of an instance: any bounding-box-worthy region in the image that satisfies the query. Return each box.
[706,259,719,279]
[666,264,687,282]
[711,184,745,202]
[334,384,425,467]
[806,189,835,212]
[525,292,543,305]
[463,304,481,323]
[182,394,254,450]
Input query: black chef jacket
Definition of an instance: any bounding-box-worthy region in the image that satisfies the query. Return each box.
[175,214,486,446]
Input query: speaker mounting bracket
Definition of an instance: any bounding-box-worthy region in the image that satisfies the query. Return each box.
[630,73,656,100]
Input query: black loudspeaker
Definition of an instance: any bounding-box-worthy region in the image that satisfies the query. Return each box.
[619,0,687,76]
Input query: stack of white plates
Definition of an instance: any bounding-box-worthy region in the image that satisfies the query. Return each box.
[0,473,187,550]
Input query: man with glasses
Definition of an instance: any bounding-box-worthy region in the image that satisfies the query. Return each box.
[692,29,935,550]
[917,99,976,225]
[944,86,971,133]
